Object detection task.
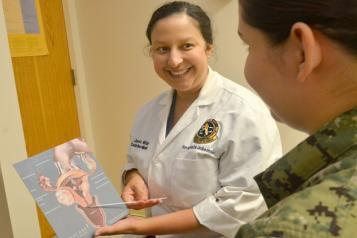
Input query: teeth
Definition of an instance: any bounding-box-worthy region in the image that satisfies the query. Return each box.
[169,68,190,76]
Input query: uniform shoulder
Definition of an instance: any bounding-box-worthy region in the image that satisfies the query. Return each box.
[237,165,357,238]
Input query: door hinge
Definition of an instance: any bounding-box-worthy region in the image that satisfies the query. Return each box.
[71,69,76,86]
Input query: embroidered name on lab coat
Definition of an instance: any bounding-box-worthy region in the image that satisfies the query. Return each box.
[182,144,215,155]
[131,139,149,150]
[194,119,219,144]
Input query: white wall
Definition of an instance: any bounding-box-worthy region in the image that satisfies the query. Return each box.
[65,0,307,191]
[0,0,41,237]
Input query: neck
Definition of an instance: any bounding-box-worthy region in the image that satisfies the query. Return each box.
[176,90,200,103]
[304,69,357,134]
[305,101,357,134]
[301,39,357,134]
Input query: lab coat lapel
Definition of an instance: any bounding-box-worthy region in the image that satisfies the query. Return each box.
[155,104,199,157]
[156,90,173,148]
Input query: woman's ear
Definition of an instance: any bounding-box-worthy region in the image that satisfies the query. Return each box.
[290,22,322,82]
[148,45,153,57]
[205,44,214,57]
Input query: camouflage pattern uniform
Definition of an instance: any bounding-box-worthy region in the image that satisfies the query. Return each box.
[236,108,357,238]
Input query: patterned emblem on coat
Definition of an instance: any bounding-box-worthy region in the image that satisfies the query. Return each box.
[194,119,219,144]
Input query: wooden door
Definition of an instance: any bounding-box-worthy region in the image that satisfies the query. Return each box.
[11,0,80,237]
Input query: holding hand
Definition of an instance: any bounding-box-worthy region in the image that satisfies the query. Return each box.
[94,215,144,237]
[122,170,161,209]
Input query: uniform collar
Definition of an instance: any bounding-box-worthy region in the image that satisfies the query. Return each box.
[196,67,221,106]
[255,108,357,208]
[158,67,221,107]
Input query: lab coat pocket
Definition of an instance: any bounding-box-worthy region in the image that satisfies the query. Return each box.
[170,157,219,208]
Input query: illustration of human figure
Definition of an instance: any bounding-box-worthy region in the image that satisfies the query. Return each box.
[38,138,106,228]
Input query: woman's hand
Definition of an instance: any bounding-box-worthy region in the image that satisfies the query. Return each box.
[122,170,161,209]
[94,215,143,237]
[94,208,202,237]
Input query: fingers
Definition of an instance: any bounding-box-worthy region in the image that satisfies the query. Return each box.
[121,188,135,203]
[132,186,149,201]
[130,178,149,200]
[126,198,163,209]
[121,187,149,209]
[121,180,149,202]
[94,216,141,237]
[126,200,147,210]
[94,226,114,237]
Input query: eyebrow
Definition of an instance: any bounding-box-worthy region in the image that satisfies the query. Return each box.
[151,40,166,45]
[152,37,196,45]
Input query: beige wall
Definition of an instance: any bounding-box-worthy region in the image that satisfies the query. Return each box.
[0,0,41,237]
[65,0,307,191]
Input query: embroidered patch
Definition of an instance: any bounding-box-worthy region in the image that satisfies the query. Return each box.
[130,139,149,150]
[194,119,219,144]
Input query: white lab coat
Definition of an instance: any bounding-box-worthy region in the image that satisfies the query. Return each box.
[123,69,282,238]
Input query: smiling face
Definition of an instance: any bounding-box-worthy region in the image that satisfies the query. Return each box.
[150,13,213,96]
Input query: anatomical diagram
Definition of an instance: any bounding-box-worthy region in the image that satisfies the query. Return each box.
[38,138,106,227]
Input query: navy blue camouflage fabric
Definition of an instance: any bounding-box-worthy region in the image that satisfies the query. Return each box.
[236,108,357,238]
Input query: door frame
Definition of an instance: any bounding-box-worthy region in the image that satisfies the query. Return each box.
[0,1,41,237]
[62,0,95,150]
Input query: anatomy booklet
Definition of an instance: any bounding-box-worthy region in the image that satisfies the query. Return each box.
[14,138,128,238]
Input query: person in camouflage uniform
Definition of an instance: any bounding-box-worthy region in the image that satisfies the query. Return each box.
[237,110,357,237]
[236,0,357,237]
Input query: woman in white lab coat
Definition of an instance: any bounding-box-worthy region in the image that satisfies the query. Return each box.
[95,1,281,238]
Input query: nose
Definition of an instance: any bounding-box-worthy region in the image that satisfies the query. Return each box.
[167,49,183,68]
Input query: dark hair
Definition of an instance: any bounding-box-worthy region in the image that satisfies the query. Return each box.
[146,1,213,45]
[239,0,357,56]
